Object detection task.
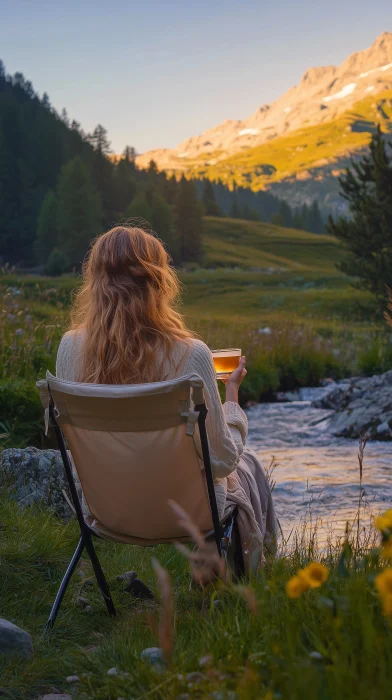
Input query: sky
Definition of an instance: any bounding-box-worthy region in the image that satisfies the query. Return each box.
[0,0,391,153]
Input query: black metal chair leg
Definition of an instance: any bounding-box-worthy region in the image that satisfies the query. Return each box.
[45,537,85,632]
[84,534,116,618]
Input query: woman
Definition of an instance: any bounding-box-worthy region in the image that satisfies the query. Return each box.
[56,225,277,569]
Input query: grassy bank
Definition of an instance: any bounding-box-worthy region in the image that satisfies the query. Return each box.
[0,496,391,699]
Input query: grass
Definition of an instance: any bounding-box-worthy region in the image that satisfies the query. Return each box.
[0,495,392,699]
[1,219,391,697]
[177,90,392,191]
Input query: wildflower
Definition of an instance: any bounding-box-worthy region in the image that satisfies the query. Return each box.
[381,537,392,559]
[286,562,328,599]
[375,569,392,598]
[300,562,329,588]
[375,569,392,617]
[374,510,392,533]
[286,575,310,598]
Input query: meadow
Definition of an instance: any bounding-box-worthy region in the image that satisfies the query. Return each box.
[1,217,392,698]
[1,216,390,448]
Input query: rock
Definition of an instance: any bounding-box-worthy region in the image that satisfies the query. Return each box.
[0,447,82,517]
[65,675,80,683]
[312,371,392,441]
[75,597,90,609]
[106,667,130,679]
[309,651,324,660]
[116,570,138,583]
[0,618,33,659]
[42,695,72,700]
[199,655,213,668]
[377,421,390,434]
[186,671,206,684]
[140,647,164,665]
[124,578,155,600]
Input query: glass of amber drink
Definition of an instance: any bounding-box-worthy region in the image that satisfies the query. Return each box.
[211,348,241,380]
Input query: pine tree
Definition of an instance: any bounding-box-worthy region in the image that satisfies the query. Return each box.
[125,192,153,224]
[123,145,137,166]
[163,174,178,206]
[292,209,304,230]
[308,199,324,234]
[202,179,221,216]
[0,105,21,263]
[34,189,58,263]
[328,127,392,304]
[175,176,203,263]
[113,155,137,218]
[57,156,102,267]
[229,193,241,218]
[278,200,292,227]
[271,212,285,227]
[301,203,312,232]
[151,192,177,260]
[88,124,112,156]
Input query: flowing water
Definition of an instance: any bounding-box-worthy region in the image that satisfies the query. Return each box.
[246,387,392,547]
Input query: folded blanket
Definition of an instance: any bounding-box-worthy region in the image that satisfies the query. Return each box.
[225,448,277,574]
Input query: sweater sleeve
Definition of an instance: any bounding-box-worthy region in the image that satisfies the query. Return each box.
[56,331,83,381]
[184,340,248,478]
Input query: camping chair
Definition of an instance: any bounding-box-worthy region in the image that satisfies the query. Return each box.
[37,372,244,630]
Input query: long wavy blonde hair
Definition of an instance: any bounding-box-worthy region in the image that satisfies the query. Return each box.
[70,226,193,384]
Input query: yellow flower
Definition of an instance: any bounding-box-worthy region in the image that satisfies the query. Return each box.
[374,510,392,532]
[286,562,328,598]
[381,595,392,617]
[300,562,329,588]
[375,569,392,598]
[381,537,392,559]
[286,575,310,598]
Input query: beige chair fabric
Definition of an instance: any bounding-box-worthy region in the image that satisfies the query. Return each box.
[37,372,213,544]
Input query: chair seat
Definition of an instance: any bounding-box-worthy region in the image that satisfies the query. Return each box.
[85,505,236,546]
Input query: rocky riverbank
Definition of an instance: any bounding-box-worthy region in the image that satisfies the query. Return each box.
[312,370,392,440]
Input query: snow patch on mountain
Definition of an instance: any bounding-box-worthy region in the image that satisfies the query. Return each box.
[360,61,392,78]
[238,128,260,136]
[323,82,357,102]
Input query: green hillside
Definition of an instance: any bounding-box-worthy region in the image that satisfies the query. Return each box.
[201,216,343,270]
[184,91,392,192]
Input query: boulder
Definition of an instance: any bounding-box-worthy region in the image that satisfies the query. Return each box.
[0,618,33,659]
[0,447,81,517]
[313,371,392,440]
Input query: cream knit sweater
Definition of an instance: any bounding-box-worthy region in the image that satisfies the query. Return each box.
[56,333,249,516]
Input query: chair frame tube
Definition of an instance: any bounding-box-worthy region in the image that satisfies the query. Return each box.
[45,392,241,630]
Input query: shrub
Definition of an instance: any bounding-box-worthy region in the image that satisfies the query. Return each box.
[357,337,392,376]
[0,380,44,447]
[45,248,69,276]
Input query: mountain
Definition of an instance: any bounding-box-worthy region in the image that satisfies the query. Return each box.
[136,32,392,213]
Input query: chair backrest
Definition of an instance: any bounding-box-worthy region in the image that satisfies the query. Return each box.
[38,372,213,541]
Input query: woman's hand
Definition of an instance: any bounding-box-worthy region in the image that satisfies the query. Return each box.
[220,356,247,404]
